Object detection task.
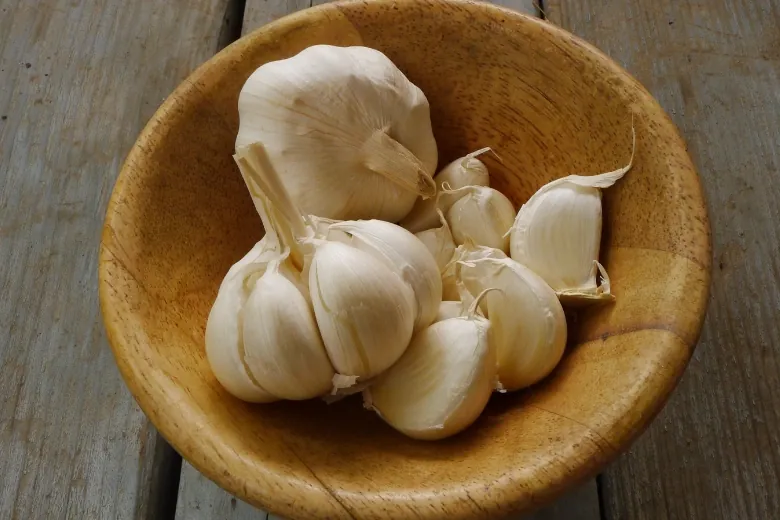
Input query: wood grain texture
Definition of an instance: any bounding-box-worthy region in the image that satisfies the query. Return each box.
[100,1,709,518]
[242,0,537,34]
[0,0,232,518]
[546,0,780,518]
[174,1,590,518]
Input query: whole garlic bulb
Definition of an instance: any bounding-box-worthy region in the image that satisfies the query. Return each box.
[236,44,438,222]
[365,289,497,440]
[327,219,442,331]
[459,258,567,391]
[508,145,633,303]
[414,209,455,272]
[309,240,416,380]
[446,185,515,253]
[401,148,491,233]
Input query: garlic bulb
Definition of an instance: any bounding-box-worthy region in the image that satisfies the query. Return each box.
[242,257,335,400]
[459,257,567,391]
[414,209,455,272]
[309,240,416,380]
[508,142,634,302]
[401,148,491,232]
[441,241,506,301]
[327,219,441,331]
[365,289,497,440]
[236,44,438,222]
[445,185,515,253]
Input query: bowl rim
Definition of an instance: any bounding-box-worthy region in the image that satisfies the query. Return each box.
[99,0,712,517]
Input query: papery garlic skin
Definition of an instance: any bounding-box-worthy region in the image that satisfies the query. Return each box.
[328,220,441,331]
[236,45,437,222]
[205,260,277,403]
[414,209,455,272]
[460,258,567,391]
[366,306,496,440]
[309,241,416,379]
[446,186,515,253]
[434,301,463,322]
[242,261,334,400]
[401,148,491,233]
[441,242,506,301]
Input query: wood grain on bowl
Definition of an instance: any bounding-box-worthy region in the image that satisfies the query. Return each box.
[99,1,711,519]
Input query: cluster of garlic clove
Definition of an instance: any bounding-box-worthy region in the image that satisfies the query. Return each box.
[206,142,441,404]
[207,44,636,441]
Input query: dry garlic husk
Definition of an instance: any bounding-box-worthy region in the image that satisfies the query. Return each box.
[434,281,476,322]
[327,219,441,331]
[401,148,491,233]
[236,44,438,222]
[414,209,455,272]
[459,258,567,391]
[445,185,515,253]
[508,146,634,303]
[309,240,416,380]
[441,240,506,301]
[365,289,497,440]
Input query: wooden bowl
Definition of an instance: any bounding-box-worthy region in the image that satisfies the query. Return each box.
[99,1,711,518]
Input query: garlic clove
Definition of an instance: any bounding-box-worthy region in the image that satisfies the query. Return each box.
[459,257,567,391]
[414,209,455,272]
[400,148,492,233]
[508,127,634,303]
[309,241,416,380]
[365,289,497,440]
[236,45,438,222]
[205,260,278,403]
[241,260,335,400]
[434,301,463,322]
[445,186,515,253]
[441,240,506,301]
[327,219,442,331]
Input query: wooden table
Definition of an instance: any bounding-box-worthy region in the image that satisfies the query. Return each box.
[1,0,777,518]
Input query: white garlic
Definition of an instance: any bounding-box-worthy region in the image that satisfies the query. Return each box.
[242,258,335,400]
[205,260,278,403]
[441,240,506,301]
[414,209,455,272]
[365,289,497,440]
[236,44,438,222]
[327,219,441,331]
[445,185,515,253]
[309,240,416,380]
[401,148,491,232]
[459,257,567,391]
[508,135,634,303]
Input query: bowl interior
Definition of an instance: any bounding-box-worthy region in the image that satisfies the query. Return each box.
[100,1,710,518]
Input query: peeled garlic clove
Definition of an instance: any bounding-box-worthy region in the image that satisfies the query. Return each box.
[445,186,515,253]
[236,45,437,222]
[309,241,416,380]
[414,209,455,272]
[401,148,491,233]
[205,261,278,403]
[366,290,497,440]
[241,260,335,400]
[327,220,441,331]
[441,241,506,301]
[460,258,567,391]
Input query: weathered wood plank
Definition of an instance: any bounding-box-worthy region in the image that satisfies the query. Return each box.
[0,0,232,518]
[546,0,780,518]
[175,1,597,519]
